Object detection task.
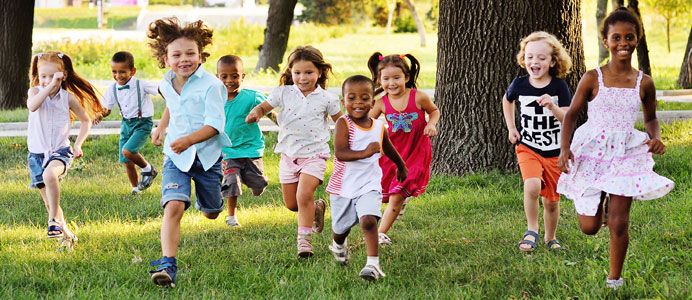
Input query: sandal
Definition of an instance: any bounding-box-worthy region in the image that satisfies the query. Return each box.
[150,256,178,288]
[545,239,565,251]
[517,230,539,252]
[47,218,64,238]
[58,232,78,253]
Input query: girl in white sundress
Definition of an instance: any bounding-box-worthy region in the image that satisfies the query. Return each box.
[556,7,674,291]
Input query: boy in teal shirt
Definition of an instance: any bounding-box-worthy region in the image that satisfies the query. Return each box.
[217,55,277,227]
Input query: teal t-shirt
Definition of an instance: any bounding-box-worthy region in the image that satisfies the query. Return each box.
[222,89,267,159]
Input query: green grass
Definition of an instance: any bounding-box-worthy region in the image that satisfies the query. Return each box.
[1,121,691,298]
[34,6,140,30]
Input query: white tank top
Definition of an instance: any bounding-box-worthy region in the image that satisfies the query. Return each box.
[326,115,385,198]
[27,87,71,155]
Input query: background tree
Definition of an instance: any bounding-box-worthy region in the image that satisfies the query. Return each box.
[401,0,426,47]
[642,0,692,52]
[0,0,34,110]
[678,26,692,88]
[628,0,652,75]
[255,0,298,72]
[596,0,609,64]
[432,0,585,175]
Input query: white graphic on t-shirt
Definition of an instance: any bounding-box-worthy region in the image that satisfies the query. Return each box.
[518,95,561,151]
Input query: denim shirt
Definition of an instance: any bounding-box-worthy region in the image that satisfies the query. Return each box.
[159,65,231,172]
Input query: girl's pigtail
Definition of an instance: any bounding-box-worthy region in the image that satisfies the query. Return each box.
[367,52,384,95]
[60,54,105,121]
[29,54,40,87]
[404,54,420,90]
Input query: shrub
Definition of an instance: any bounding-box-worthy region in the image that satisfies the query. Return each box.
[393,14,417,33]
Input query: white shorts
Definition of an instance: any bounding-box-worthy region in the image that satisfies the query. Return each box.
[329,190,382,234]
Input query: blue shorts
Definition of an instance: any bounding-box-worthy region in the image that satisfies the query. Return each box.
[161,155,224,214]
[27,146,74,189]
[119,117,153,163]
[329,190,383,235]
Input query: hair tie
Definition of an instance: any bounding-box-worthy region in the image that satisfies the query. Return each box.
[36,53,64,59]
[399,54,406,60]
[57,53,64,59]
[37,53,43,58]
[378,55,383,61]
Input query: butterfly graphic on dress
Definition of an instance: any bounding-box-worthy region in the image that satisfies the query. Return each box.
[386,112,418,133]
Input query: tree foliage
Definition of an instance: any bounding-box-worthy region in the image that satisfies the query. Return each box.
[642,0,692,52]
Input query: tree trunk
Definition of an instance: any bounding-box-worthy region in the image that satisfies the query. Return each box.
[666,17,670,53]
[677,26,692,88]
[627,0,651,75]
[432,0,585,175]
[401,0,426,47]
[254,0,298,73]
[0,0,34,110]
[386,0,395,35]
[596,0,609,64]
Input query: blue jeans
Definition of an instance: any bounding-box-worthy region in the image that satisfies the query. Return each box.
[27,146,73,189]
[161,155,224,214]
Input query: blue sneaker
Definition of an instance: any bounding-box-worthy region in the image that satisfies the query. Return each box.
[149,256,177,287]
[138,166,158,191]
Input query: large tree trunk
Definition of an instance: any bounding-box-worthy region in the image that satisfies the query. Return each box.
[628,0,651,75]
[432,0,585,175]
[255,0,298,73]
[401,0,426,47]
[0,0,34,110]
[596,0,609,64]
[678,26,692,88]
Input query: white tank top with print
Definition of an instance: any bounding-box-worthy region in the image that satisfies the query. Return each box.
[27,87,71,155]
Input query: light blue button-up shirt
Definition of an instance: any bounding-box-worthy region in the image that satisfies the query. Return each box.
[159,65,231,172]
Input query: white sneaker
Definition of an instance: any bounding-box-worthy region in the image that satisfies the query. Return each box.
[328,244,349,265]
[606,277,624,290]
[225,216,241,227]
[359,264,386,281]
[378,233,392,245]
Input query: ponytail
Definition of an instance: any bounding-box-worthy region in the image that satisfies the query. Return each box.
[367,52,384,95]
[403,54,420,90]
[366,52,421,95]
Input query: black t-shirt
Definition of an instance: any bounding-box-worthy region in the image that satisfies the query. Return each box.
[505,75,572,157]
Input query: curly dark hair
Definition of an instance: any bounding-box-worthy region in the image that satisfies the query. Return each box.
[600,7,643,40]
[279,45,333,89]
[147,17,213,68]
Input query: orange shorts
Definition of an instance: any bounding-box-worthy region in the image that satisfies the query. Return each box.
[515,144,561,201]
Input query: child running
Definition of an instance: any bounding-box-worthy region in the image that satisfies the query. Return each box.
[147,17,231,288]
[246,45,342,257]
[557,7,674,290]
[326,75,407,281]
[367,52,439,245]
[501,31,573,252]
[216,54,277,227]
[100,51,159,196]
[27,51,105,251]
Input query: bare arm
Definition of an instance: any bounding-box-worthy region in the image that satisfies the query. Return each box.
[246,101,274,123]
[368,99,384,119]
[416,92,440,137]
[330,111,343,122]
[381,129,407,183]
[557,70,596,173]
[502,95,521,144]
[640,75,666,154]
[333,118,380,161]
[68,94,91,158]
[27,72,64,111]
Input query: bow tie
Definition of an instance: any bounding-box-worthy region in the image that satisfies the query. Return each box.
[117,85,130,90]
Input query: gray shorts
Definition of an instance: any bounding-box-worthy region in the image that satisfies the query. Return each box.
[330,190,382,235]
[221,157,268,198]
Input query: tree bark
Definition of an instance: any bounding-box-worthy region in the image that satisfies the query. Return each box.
[596,0,609,64]
[255,0,298,73]
[678,26,692,88]
[401,0,426,47]
[0,0,34,110]
[432,0,585,175]
[627,0,651,75]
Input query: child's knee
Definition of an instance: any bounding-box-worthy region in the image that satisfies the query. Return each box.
[122,148,133,158]
[360,216,378,231]
[579,223,600,235]
[203,212,220,220]
[543,199,559,212]
[285,204,298,211]
[251,187,265,197]
[524,178,541,196]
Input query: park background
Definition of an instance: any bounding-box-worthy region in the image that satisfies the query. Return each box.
[0,0,691,298]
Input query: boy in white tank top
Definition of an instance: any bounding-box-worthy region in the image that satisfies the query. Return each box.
[326,75,407,281]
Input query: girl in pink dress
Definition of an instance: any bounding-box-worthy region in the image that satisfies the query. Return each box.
[367,53,440,245]
[556,8,673,290]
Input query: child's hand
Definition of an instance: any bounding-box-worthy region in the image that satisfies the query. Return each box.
[536,94,555,110]
[92,114,103,125]
[557,149,574,173]
[508,128,521,144]
[424,124,437,137]
[48,72,64,94]
[364,142,380,157]
[151,127,165,146]
[73,145,83,159]
[170,136,192,154]
[644,138,666,154]
[396,165,408,183]
[246,110,261,123]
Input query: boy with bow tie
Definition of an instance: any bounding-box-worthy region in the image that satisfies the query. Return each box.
[100,51,160,195]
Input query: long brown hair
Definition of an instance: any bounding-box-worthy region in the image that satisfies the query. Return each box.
[367,52,420,95]
[279,45,332,89]
[30,51,104,121]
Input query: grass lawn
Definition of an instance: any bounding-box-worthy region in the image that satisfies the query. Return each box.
[1,120,691,298]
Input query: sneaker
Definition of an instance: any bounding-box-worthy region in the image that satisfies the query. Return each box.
[606,277,624,290]
[313,199,326,233]
[297,236,314,258]
[328,244,349,265]
[225,216,241,227]
[378,233,392,245]
[396,197,411,220]
[359,264,386,281]
[130,187,142,195]
[149,256,177,288]
[138,166,158,191]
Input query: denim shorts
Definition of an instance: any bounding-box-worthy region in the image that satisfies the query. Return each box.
[27,146,74,189]
[161,155,224,214]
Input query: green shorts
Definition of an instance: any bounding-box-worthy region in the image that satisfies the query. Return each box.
[119,117,153,163]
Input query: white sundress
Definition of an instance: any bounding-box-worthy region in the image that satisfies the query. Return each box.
[556,67,674,216]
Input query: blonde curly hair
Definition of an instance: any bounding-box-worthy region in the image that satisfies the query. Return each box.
[516,31,572,78]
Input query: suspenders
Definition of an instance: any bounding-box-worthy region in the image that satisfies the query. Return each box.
[112,80,142,119]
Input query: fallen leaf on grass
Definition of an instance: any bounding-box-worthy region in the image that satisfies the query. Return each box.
[132,256,142,264]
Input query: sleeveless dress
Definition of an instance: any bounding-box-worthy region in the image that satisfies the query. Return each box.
[556,67,674,216]
[27,87,71,158]
[380,89,431,202]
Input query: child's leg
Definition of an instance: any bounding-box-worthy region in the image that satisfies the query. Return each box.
[517,178,541,250]
[378,192,406,234]
[161,201,186,257]
[122,149,149,169]
[281,183,299,211]
[333,230,350,245]
[124,161,138,188]
[361,215,378,257]
[542,197,560,243]
[296,174,320,228]
[226,196,238,216]
[42,160,66,221]
[577,194,606,235]
[607,195,632,280]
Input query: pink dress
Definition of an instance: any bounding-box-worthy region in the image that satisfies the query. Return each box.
[380,89,431,202]
[556,67,674,216]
